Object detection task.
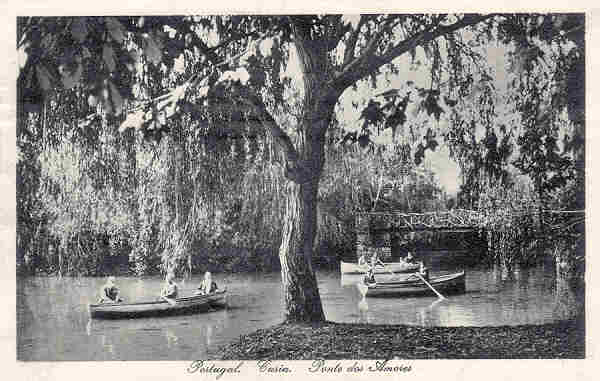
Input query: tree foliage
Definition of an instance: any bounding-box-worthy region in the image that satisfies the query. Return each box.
[497,14,584,206]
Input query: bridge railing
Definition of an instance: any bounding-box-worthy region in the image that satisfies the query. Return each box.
[355,209,487,232]
[355,209,585,233]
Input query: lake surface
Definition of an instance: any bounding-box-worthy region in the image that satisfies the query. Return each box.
[17,252,583,360]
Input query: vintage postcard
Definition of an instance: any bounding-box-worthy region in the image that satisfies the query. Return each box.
[4,1,596,380]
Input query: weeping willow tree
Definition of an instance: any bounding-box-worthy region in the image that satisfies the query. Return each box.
[25,88,136,276]
[22,86,294,277]
[466,15,584,276]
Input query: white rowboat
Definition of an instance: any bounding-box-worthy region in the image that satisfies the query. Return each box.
[340,260,420,274]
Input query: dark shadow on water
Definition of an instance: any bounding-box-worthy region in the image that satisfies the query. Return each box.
[86,306,228,330]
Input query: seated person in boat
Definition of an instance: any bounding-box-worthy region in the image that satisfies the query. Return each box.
[406,263,430,282]
[196,271,218,295]
[160,273,178,300]
[370,251,385,268]
[98,276,123,303]
[363,268,376,285]
[357,253,368,267]
[404,251,416,263]
[418,262,430,281]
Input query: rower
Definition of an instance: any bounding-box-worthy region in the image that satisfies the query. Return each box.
[405,262,430,282]
[358,253,368,267]
[405,251,416,263]
[419,262,430,282]
[363,267,376,285]
[370,251,385,268]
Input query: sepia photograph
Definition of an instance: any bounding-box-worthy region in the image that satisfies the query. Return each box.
[14,12,586,364]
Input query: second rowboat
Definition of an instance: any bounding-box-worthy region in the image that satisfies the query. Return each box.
[365,271,466,297]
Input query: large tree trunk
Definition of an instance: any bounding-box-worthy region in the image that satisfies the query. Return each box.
[279,177,325,322]
[277,80,337,323]
[276,16,341,323]
[278,118,330,321]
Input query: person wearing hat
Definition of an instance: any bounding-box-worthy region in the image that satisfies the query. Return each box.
[160,272,179,300]
[98,276,123,303]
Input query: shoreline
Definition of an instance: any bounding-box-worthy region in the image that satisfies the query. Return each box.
[216,318,584,360]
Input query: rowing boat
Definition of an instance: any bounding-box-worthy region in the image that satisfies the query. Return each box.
[340,260,420,274]
[365,271,466,297]
[88,290,227,319]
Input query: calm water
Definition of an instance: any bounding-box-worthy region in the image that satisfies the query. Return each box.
[17,253,582,360]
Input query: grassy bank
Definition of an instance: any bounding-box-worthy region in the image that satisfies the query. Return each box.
[217,318,584,359]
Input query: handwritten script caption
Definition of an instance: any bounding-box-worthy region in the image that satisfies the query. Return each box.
[187,359,412,379]
[308,359,412,373]
[187,361,243,379]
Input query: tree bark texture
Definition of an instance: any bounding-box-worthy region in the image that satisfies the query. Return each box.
[279,177,325,322]
[277,23,339,321]
[274,18,341,322]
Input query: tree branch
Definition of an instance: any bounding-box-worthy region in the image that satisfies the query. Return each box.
[325,15,347,51]
[209,30,261,55]
[342,15,368,67]
[236,89,312,183]
[331,14,497,92]
[342,15,403,76]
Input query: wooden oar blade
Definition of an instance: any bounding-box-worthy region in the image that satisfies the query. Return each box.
[416,273,445,300]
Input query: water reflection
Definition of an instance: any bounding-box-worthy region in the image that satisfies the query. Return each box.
[554,276,582,320]
[165,328,178,348]
[356,283,369,323]
[340,273,359,288]
[206,325,213,346]
[100,334,115,356]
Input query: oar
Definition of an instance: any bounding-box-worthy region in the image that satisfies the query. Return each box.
[427,298,443,310]
[415,272,445,300]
